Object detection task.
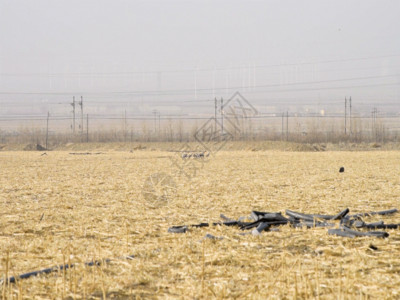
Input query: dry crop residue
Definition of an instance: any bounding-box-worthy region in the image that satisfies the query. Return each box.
[0,150,400,298]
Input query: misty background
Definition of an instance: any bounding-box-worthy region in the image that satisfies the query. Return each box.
[0,0,399,139]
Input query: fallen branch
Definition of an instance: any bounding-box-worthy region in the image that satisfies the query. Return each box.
[363,223,400,230]
[328,227,389,238]
[240,220,289,230]
[327,229,358,238]
[350,208,398,218]
[293,221,335,228]
[69,152,103,155]
[168,208,397,238]
[1,255,134,284]
[286,208,349,221]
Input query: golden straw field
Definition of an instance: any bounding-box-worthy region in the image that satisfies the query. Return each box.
[1,145,400,299]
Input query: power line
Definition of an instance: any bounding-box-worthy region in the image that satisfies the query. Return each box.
[1,113,400,122]
[1,54,399,77]
[1,98,399,106]
[0,73,399,96]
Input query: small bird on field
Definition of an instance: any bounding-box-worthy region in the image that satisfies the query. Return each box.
[339,167,345,173]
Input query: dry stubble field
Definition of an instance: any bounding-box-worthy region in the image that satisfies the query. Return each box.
[1,146,400,299]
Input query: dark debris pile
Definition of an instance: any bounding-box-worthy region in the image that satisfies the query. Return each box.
[168,208,399,238]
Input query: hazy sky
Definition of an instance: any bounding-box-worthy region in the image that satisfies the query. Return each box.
[0,0,400,116]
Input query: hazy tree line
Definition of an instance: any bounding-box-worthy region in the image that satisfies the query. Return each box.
[0,114,398,148]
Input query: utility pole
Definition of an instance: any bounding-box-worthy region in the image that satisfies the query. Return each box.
[158,113,161,135]
[372,107,378,139]
[124,110,127,142]
[46,112,50,149]
[214,97,217,135]
[79,96,83,135]
[130,128,133,143]
[153,109,158,138]
[281,113,284,140]
[373,108,377,130]
[86,114,89,143]
[220,98,224,135]
[371,107,376,141]
[286,111,289,141]
[374,107,378,141]
[71,96,76,133]
[344,97,347,135]
[349,97,352,135]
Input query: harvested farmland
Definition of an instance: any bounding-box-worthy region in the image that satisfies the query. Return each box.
[1,149,400,299]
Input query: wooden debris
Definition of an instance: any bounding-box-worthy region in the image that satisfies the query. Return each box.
[1,255,134,284]
[168,208,398,238]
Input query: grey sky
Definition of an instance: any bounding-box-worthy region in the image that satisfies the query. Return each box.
[0,0,399,116]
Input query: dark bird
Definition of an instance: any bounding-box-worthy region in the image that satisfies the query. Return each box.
[339,167,345,173]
